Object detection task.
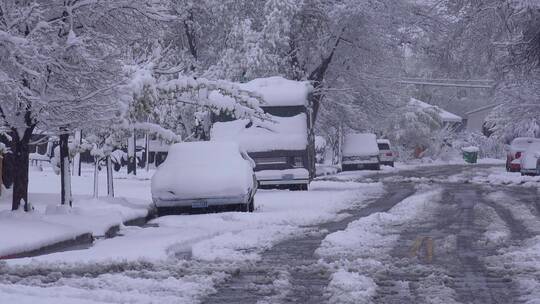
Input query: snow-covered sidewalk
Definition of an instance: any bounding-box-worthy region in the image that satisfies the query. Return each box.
[7,180,384,264]
[0,166,153,259]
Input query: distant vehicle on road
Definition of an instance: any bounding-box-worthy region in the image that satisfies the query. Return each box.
[342,133,380,171]
[506,137,540,172]
[151,142,257,215]
[520,142,540,176]
[377,139,396,167]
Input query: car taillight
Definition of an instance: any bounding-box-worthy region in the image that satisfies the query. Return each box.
[386,152,393,156]
[515,152,522,159]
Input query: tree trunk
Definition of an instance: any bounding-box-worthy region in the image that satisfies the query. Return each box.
[93,158,99,199]
[11,128,33,211]
[59,132,72,206]
[144,132,150,172]
[127,133,136,175]
[73,130,82,176]
[106,156,114,198]
[0,134,14,189]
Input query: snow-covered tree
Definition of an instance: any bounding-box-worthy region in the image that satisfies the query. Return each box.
[0,1,172,210]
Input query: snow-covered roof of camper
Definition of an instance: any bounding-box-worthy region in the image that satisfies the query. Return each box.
[409,98,462,123]
[210,114,308,152]
[209,76,313,107]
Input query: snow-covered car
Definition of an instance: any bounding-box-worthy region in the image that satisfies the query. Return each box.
[342,133,380,171]
[151,142,257,215]
[376,139,396,167]
[506,137,540,172]
[520,142,540,176]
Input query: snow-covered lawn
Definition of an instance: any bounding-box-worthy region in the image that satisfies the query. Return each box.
[0,166,153,258]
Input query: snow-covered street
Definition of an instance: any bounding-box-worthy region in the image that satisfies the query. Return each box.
[1,164,539,303]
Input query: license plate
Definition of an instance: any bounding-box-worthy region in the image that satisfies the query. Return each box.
[192,201,208,208]
[282,174,294,180]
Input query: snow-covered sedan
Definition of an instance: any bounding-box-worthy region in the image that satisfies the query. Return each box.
[342,133,380,171]
[520,142,540,176]
[151,142,257,215]
[506,137,540,172]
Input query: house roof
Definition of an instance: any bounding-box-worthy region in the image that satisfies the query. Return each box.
[464,103,502,116]
[409,98,463,123]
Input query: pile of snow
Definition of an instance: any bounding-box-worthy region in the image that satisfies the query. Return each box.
[343,133,379,157]
[151,142,253,200]
[209,76,312,107]
[211,114,308,152]
[325,270,377,304]
[461,146,479,153]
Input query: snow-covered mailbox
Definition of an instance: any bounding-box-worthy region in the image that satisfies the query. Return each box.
[210,77,315,190]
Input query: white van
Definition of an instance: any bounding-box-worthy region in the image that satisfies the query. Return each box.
[342,133,380,171]
[520,141,540,176]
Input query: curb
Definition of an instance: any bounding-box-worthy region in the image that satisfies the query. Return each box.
[0,233,94,260]
[0,207,156,260]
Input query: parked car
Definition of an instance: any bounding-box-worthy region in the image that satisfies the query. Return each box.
[506,137,540,172]
[520,142,540,176]
[342,133,380,171]
[376,139,396,167]
[151,142,257,215]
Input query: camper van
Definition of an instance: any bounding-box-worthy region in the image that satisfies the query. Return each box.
[210,77,316,190]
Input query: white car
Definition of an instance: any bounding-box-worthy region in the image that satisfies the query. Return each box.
[151,142,257,215]
[342,133,380,171]
[506,137,540,172]
[377,139,396,167]
[520,142,540,176]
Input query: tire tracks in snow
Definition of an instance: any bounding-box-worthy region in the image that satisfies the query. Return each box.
[202,184,415,304]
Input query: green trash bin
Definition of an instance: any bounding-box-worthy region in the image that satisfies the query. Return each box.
[462,146,479,164]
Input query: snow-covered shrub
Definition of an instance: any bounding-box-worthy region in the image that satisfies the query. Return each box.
[384,102,444,159]
[453,132,506,159]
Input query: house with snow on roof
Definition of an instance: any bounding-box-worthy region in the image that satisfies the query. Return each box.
[409,98,463,130]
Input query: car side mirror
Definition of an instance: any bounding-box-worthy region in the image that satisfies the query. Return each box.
[535,152,540,158]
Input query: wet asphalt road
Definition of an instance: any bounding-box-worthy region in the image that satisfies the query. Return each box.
[204,164,540,303]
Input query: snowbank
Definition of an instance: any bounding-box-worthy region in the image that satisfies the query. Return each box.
[0,165,153,258]
[211,114,308,152]
[8,181,384,264]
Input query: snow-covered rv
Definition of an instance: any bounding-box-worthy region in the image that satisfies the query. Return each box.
[210,77,316,190]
